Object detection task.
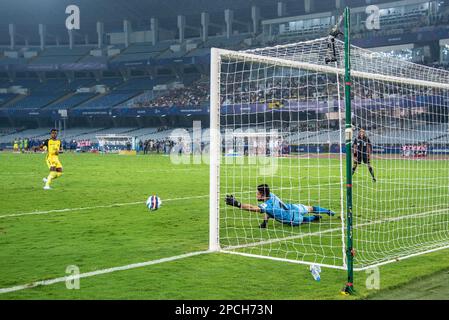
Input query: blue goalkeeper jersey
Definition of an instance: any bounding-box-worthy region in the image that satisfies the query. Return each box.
[258,193,309,226]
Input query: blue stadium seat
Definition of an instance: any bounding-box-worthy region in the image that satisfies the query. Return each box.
[45,93,97,110]
[74,91,141,109]
[8,94,63,109]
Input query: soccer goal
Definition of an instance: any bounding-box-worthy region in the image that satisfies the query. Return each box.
[209,7,449,289]
[96,134,136,153]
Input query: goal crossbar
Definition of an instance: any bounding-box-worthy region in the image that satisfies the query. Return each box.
[213,47,449,90]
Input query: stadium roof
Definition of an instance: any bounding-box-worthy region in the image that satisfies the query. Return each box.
[0,0,407,46]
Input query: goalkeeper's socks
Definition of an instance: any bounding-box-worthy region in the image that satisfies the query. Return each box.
[369,167,376,180]
[313,206,335,216]
[259,220,267,229]
[303,215,320,223]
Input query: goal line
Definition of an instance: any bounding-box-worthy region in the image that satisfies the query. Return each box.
[220,207,449,271]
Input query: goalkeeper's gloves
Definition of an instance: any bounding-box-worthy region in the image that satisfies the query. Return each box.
[225,195,241,208]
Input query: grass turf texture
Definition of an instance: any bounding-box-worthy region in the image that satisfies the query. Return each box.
[0,152,449,299]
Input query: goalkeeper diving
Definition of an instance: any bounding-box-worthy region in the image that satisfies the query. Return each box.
[225,184,336,228]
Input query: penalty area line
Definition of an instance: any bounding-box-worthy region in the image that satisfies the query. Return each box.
[0,250,211,295]
[0,195,209,219]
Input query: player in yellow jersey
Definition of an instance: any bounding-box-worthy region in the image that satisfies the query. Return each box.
[13,139,19,152]
[40,129,63,190]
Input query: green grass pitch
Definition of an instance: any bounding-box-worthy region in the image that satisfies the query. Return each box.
[1,151,449,299]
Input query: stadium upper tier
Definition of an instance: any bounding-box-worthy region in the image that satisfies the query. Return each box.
[30,46,96,64]
[0,75,208,111]
[74,91,141,110]
[2,18,449,116]
[0,33,250,70]
[2,69,449,113]
[45,92,96,110]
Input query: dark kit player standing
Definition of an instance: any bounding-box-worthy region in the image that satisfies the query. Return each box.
[352,128,376,182]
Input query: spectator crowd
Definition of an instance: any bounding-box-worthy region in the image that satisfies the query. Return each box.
[131,81,209,108]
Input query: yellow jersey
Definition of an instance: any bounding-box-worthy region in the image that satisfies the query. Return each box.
[42,139,61,157]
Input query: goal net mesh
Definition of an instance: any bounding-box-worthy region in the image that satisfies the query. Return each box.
[215,37,449,270]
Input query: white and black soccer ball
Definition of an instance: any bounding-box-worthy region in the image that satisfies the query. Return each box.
[146,195,162,211]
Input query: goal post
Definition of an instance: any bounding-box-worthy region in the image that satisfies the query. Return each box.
[209,47,221,252]
[209,6,449,289]
[209,45,348,270]
[343,6,354,294]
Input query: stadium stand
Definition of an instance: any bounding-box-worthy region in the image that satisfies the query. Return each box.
[0,127,50,143]
[0,0,448,153]
[73,91,138,109]
[45,93,98,110]
[371,124,449,145]
[30,46,94,64]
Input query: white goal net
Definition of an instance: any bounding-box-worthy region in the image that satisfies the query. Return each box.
[96,134,135,153]
[209,37,449,271]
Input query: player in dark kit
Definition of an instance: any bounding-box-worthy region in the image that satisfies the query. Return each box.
[352,128,376,182]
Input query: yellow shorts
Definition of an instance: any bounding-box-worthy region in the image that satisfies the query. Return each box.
[46,155,63,170]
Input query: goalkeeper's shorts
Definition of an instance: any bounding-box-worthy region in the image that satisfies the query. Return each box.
[46,155,63,170]
[355,153,370,164]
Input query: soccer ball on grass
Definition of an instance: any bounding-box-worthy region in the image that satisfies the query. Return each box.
[146,195,162,211]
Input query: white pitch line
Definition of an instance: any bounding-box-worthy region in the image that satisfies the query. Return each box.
[136,168,207,173]
[0,195,209,219]
[0,250,211,294]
